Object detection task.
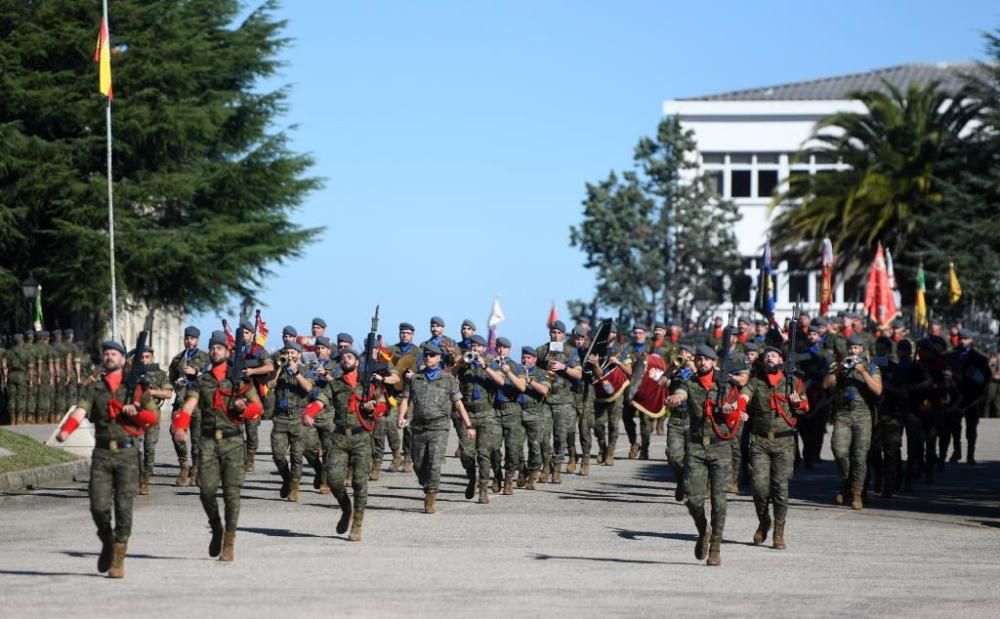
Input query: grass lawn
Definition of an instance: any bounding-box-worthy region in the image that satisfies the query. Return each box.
[0,428,82,474]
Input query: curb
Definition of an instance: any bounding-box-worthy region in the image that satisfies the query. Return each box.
[0,458,91,492]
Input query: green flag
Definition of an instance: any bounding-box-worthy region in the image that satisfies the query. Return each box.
[33,285,43,331]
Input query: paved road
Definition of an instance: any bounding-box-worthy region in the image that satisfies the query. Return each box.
[2,417,999,618]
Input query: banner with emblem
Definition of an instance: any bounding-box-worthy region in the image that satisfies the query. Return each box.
[820,238,834,317]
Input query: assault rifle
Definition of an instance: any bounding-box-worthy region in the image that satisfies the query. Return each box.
[785,301,801,397]
[360,305,390,407]
[124,330,151,403]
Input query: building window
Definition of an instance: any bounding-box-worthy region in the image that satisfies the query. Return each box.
[788,271,810,303]
[757,170,779,198]
[731,170,752,197]
[731,153,752,164]
[757,153,780,164]
[706,171,723,195]
[702,152,725,164]
[732,273,753,303]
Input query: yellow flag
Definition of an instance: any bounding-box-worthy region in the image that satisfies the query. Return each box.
[915,262,928,328]
[948,262,961,304]
[94,17,113,99]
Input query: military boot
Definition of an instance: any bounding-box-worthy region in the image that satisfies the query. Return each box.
[346,466,353,487]
[491,472,501,494]
[424,490,437,514]
[606,447,616,466]
[279,467,291,498]
[209,519,224,557]
[851,486,864,510]
[288,479,300,502]
[639,446,649,461]
[503,474,514,495]
[220,529,236,562]
[244,448,256,473]
[566,447,577,474]
[835,480,850,505]
[580,454,591,476]
[403,455,413,473]
[707,537,722,566]
[527,471,539,490]
[628,443,640,460]
[551,462,562,484]
[773,521,786,550]
[516,462,527,488]
[314,468,326,489]
[968,441,977,465]
[188,465,199,486]
[695,524,711,561]
[464,470,476,499]
[389,449,403,472]
[175,463,190,486]
[107,543,127,578]
[336,491,353,534]
[753,515,771,545]
[596,444,606,465]
[138,471,151,496]
[478,481,490,504]
[97,533,113,573]
[656,416,665,436]
[728,471,739,494]
[369,460,381,482]
[348,512,364,542]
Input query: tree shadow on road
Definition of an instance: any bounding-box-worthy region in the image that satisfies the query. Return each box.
[0,569,103,578]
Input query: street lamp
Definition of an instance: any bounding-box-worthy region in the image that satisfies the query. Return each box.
[22,273,39,331]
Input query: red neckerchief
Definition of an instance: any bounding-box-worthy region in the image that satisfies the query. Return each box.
[764,371,800,428]
[765,370,784,388]
[670,333,679,343]
[738,332,748,344]
[341,368,360,414]
[712,327,723,340]
[210,362,251,418]
[105,370,145,436]
[843,326,854,337]
[697,372,715,390]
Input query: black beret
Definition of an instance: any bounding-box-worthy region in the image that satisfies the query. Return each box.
[312,317,327,328]
[283,342,304,353]
[314,335,332,348]
[13,333,23,341]
[753,318,768,326]
[51,329,62,337]
[64,329,74,336]
[430,316,445,327]
[812,317,826,327]
[847,334,865,346]
[737,315,751,324]
[339,347,359,359]
[890,319,904,329]
[282,325,297,337]
[875,336,893,348]
[101,340,126,355]
[422,342,442,355]
[469,334,487,346]
[729,359,749,374]
[399,322,415,332]
[695,344,718,360]
[807,324,822,334]
[571,327,587,337]
[208,330,228,348]
[23,330,33,337]
[763,345,783,357]
[632,323,648,333]
[897,339,913,351]
[337,332,353,344]
[496,337,512,348]
[679,344,694,355]
[743,342,759,353]
[184,326,201,338]
[957,328,974,338]
[38,330,49,337]
[521,346,537,357]
[461,319,476,330]
[238,319,254,333]
[654,322,667,331]
[549,320,566,333]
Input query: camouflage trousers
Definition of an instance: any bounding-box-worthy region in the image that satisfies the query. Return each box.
[172,409,201,467]
[372,408,402,465]
[571,392,595,458]
[496,404,524,474]
[871,415,903,493]
[521,406,545,472]
[454,409,479,476]
[89,446,140,543]
[35,381,54,419]
[411,421,451,492]
[7,378,27,424]
[271,415,306,481]
[142,419,161,473]
[665,415,689,488]
[243,418,260,452]
[832,408,872,489]
[305,414,335,474]
[622,401,654,450]
[197,435,245,530]
[548,399,576,465]
[750,435,796,523]
[684,440,733,541]
[470,409,501,482]
[593,397,624,457]
[326,427,372,514]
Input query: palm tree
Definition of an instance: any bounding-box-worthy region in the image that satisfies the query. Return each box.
[769,80,982,292]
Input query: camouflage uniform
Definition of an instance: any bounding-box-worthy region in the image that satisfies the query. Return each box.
[944,345,991,464]
[828,359,880,502]
[271,359,314,497]
[568,342,595,473]
[456,356,501,489]
[168,347,210,483]
[139,364,171,480]
[491,356,525,484]
[536,342,581,479]
[304,356,337,488]
[387,342,420,466]
[77,372,159,547]
[5,339,31,425]
[34,334,56,422]
[405,369,461,495]
[592,345,626,464]
[665,373,690,499]
[621,342,653,458]
[877,357,926,495]
[520,365,551,483]
[741,371,807,546]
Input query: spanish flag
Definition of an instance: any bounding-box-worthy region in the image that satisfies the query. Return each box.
[948,262,962,304]
[915,262,928,329]
[94,16,113,99]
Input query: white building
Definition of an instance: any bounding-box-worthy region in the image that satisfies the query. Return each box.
[663,62,975,320]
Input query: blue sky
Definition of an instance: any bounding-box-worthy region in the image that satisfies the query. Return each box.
[192,0,996,350]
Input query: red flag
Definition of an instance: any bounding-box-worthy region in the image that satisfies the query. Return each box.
[221,319,235,351]
[254,311,269,351]
[863,243,897,327]
[820,238,834,316]
[547,301,559,328]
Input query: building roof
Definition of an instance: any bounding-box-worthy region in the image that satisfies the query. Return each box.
[680,62,983,102]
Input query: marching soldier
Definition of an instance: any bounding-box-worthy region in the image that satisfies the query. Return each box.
[878,339,929,495]
[64,329,85,403]
[537,320,582,482]
[421,316,458,369]
[5,334,30,425]
[56,340,160,578]
[944,328,991,465]
[388,322,420,473]
[675,345,746,566]
[172,330,264,562]
[304,347,397,541]
[137,347,172,496]
[591,324,626,466]
[739,346,809,550]
[824,333,882,509]
[621,324,651,460]
[569,327,595,475]
[34,330,56,423]
[23,331,37,423]
[664,346,695,501]
[370,331,405,479]
[50,329,69,421]
[236,321,273,472]
[168,326,209,486]
[519,346,551,488]
[267,341,313,502]
[305,335,337,493]
[457,319,477,350]
[397,342,474,513]
[486,337,527,493]
[455,334,502,503]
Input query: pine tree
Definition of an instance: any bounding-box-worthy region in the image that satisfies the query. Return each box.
[0,0,321,337]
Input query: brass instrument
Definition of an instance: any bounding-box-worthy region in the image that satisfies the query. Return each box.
[276,353,289,372]
[463,351,478,364]
[393,350,419,380]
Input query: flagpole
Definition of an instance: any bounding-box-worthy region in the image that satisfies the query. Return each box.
[103,0,118,340]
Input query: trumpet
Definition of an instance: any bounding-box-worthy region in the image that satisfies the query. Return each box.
[840,355,862,371]
[276,353,289,370]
